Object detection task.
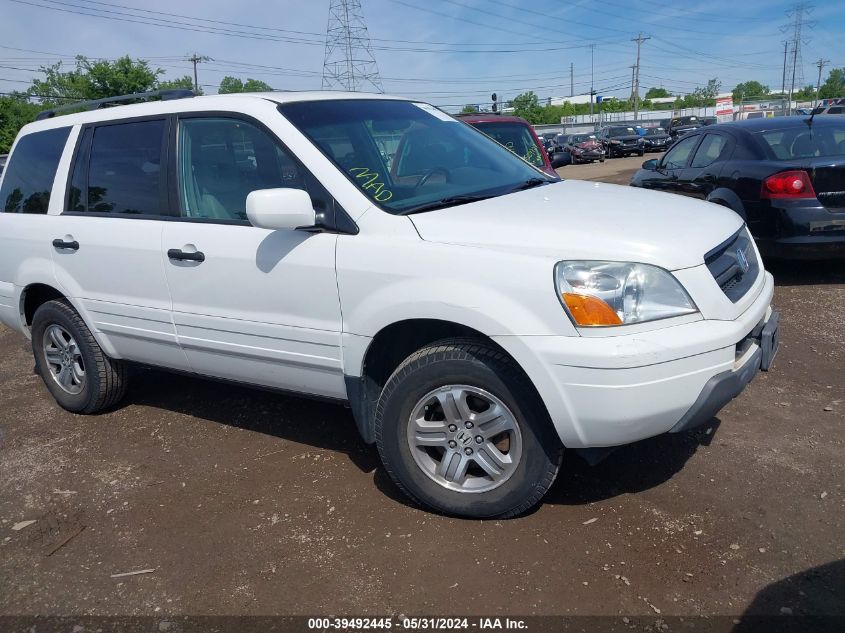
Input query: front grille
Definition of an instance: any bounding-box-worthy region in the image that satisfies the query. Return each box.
[704,228,759,303]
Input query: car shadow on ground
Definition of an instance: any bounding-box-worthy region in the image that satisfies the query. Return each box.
[124,367,721,515]
[732,559,844,631]
[767,258,845,286]
[124,368,381,475]
[542,422,720,507]
[371,422,722,515]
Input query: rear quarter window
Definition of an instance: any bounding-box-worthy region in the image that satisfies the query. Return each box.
[0,127,70,214]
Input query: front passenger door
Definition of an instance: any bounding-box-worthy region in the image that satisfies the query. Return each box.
[161,115,345,399]
[647,134,700,194]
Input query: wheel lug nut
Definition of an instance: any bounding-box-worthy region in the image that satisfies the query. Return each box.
[465,421,473,429]
[448,424,457,432]
[475,436,483,443]
[448,440,457,448]
[464,447,473,455]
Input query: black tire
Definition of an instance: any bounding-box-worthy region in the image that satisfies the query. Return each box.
[375,338,562,518]
[31,299,127,414]
[638,150,645,156]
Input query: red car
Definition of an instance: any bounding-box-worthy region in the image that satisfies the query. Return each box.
[460,114,559,178]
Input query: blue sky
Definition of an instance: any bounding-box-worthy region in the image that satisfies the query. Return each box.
[1,0,843,111]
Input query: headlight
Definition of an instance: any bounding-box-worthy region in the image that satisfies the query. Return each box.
[554,261,697,327]
[610,139,621,145]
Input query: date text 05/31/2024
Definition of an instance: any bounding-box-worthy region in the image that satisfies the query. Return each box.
[307,617,528,630]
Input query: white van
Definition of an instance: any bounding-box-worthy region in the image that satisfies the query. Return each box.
[0,91,778,517]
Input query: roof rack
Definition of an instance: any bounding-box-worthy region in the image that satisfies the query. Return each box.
[35,89,196,121]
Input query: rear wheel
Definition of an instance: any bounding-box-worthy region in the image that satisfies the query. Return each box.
[31,299,127,414]
[375,339,562,518]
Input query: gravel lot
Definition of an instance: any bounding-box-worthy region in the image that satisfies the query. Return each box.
[1,158,843,619]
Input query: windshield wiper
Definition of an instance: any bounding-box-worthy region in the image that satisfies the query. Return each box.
[508,177,552,193]
[396,194,495,215]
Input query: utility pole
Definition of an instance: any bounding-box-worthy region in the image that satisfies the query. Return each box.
[631,32,650,120]
[781,41,789,96]
[187,53,209,92]
[630,64,637,103]
[589,43,596,119]
[570,62,574,97]
[814,57,829,107]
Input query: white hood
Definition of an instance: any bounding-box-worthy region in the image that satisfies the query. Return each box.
[409,180,744,270]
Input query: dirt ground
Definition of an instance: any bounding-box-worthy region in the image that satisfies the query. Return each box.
[1,158,843,620]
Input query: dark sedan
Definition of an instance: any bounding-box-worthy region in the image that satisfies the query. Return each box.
[598,126,644,158]
[642,127,671,152]
[630,116,845,259]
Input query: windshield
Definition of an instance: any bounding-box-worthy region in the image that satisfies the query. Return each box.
[754,123,845,160]
[646,128,665,135]
[470,121,546,168]
[573,134,595,143]
[279,100,551,214]
[609,127,636,137]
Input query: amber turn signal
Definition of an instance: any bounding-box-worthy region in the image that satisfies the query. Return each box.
[562,293,622,326]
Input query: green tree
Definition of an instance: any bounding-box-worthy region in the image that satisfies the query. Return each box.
[218,76,273,94]
[243,79,273,92]
[29,56,162,105]
[460,104,478,114]
[158,75,199,93]
[732,80,769,101]
[0,93,46,153]
[818,67,845,99]
[645,87,670,99]
[508,91,543,123]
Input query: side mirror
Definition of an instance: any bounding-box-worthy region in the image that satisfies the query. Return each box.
[642,158,658,171]
[246,188,316,231]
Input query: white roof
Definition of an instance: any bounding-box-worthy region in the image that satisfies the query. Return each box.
[20,90,411,135]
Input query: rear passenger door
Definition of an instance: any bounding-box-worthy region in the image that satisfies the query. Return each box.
[0,126,71,329]
[160,114,344,399]
[50,117,190,371]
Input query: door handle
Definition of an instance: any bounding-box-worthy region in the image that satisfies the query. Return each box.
[167,248,205,263]
[52,238,79,251]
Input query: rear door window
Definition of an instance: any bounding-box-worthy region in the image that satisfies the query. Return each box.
[69,119,167,215]
[1,127,71,214]
[690,134,730,168]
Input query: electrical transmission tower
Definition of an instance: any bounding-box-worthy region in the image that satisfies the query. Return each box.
[322,0,383,93]
[781,3,815,111]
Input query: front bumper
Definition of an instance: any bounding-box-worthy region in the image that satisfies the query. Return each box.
[493,271,775,448]
[670,309,779,433]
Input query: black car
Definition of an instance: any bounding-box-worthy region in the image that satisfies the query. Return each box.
[598,126,644,158]
[641,127,671,152]
[667,115,702,140]
[630,116,845,259]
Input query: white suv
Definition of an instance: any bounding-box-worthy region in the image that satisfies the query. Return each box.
[0,91,779,518]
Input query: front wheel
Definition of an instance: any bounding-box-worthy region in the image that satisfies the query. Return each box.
[375,339,562,518]
[31,299,127,414]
